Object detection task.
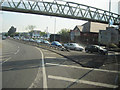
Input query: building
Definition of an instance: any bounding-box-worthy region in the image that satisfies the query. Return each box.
[70,22,108,44]
[99,27,120,45]
[31,30,41,38]
[50,34,61,42]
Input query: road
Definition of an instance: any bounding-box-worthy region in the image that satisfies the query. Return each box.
[1,39,120,89]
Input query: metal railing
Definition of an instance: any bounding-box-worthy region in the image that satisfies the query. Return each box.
[0,0,120,25]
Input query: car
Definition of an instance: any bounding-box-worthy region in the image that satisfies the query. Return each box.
[36,40,42,43]
[43,40,50,45]
[51,41,62,47]
[85,45,108,55]
[13,36,19,40]
[2,36,6,40]
[64,43,84,51]
[29,38,35,42]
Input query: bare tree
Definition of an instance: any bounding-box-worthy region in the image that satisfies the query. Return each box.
[26,25,36,32]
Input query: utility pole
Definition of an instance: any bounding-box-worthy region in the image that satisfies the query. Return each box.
[109,0,111,27]
[54,18,56,41]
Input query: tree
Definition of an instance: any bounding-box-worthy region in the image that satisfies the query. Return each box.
[58,28,70,43]
[40,32,46,36]
[26,25,36,37]
[26,25,36,32]
[8,26,16,37]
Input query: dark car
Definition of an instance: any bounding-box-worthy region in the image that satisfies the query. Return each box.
[85,45,108,55]
[51,41,62,47]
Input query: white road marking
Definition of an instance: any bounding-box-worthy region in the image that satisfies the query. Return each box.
[48,75,118,88]
[29,47,48,89]
[1,57,11,64]
[42,50,48,52]
[45,57,56,59]
[46,63,120,73]
[14,49,19,55]
[0,55,10,58]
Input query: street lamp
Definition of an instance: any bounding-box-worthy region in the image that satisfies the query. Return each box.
[54,18,56,41]
[109,0,111,27]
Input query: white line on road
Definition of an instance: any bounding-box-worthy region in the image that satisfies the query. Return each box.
[14,49,19,55]
[0,55,10,58]
[48,75,118,88]
[1,57,11,64]
[46,63,120,73]
[45,57,56,59]
[29,47,48,89]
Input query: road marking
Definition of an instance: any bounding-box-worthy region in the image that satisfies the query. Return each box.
[46,63,120,73]
[45,57,56,59]
[14,49,19,55]
[1,57,11,64]
[42,50,48,52]
[0,55,10,58]
[36,47,48,88]
[48,75,118,88]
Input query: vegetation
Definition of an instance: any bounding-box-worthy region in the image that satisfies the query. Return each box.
[58,28,70,43]
[26,25,36,32]
[40,32,46,36]
[8,26,16,37]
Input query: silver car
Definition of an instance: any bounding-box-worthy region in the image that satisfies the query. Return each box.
[64,43,84,51]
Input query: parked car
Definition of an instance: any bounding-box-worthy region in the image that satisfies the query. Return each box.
[29,38,35,42]
[64,43,84,51]
[51,41,62,47]
[36,40,42,43]
[85,45,108,55]
[2,36,6,40]
[13,36,19,40]
[43,40,50,45]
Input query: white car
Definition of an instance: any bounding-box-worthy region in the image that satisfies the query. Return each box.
[36,40,42,43]
[29,38,35,42]
[64,43,84,51]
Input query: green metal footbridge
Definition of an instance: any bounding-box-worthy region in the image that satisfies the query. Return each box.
[0,0,120,25]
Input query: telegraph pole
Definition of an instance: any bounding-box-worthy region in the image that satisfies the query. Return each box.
[54,18,56,41]
[109,0,111,27]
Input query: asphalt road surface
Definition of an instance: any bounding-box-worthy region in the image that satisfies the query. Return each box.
[1,39,120,89]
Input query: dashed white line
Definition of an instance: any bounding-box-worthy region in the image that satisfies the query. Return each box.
[48,75,118,88]
[46,63,120,73]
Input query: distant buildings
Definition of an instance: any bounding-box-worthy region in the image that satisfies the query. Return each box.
[99,27,120,45]
[70,22,108,45]
[31,30,41,38]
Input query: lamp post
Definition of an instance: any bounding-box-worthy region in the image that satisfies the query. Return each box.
[54,18,56,41]
[109,0,111,27]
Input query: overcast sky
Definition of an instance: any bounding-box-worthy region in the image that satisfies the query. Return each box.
[1,0,120,33]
